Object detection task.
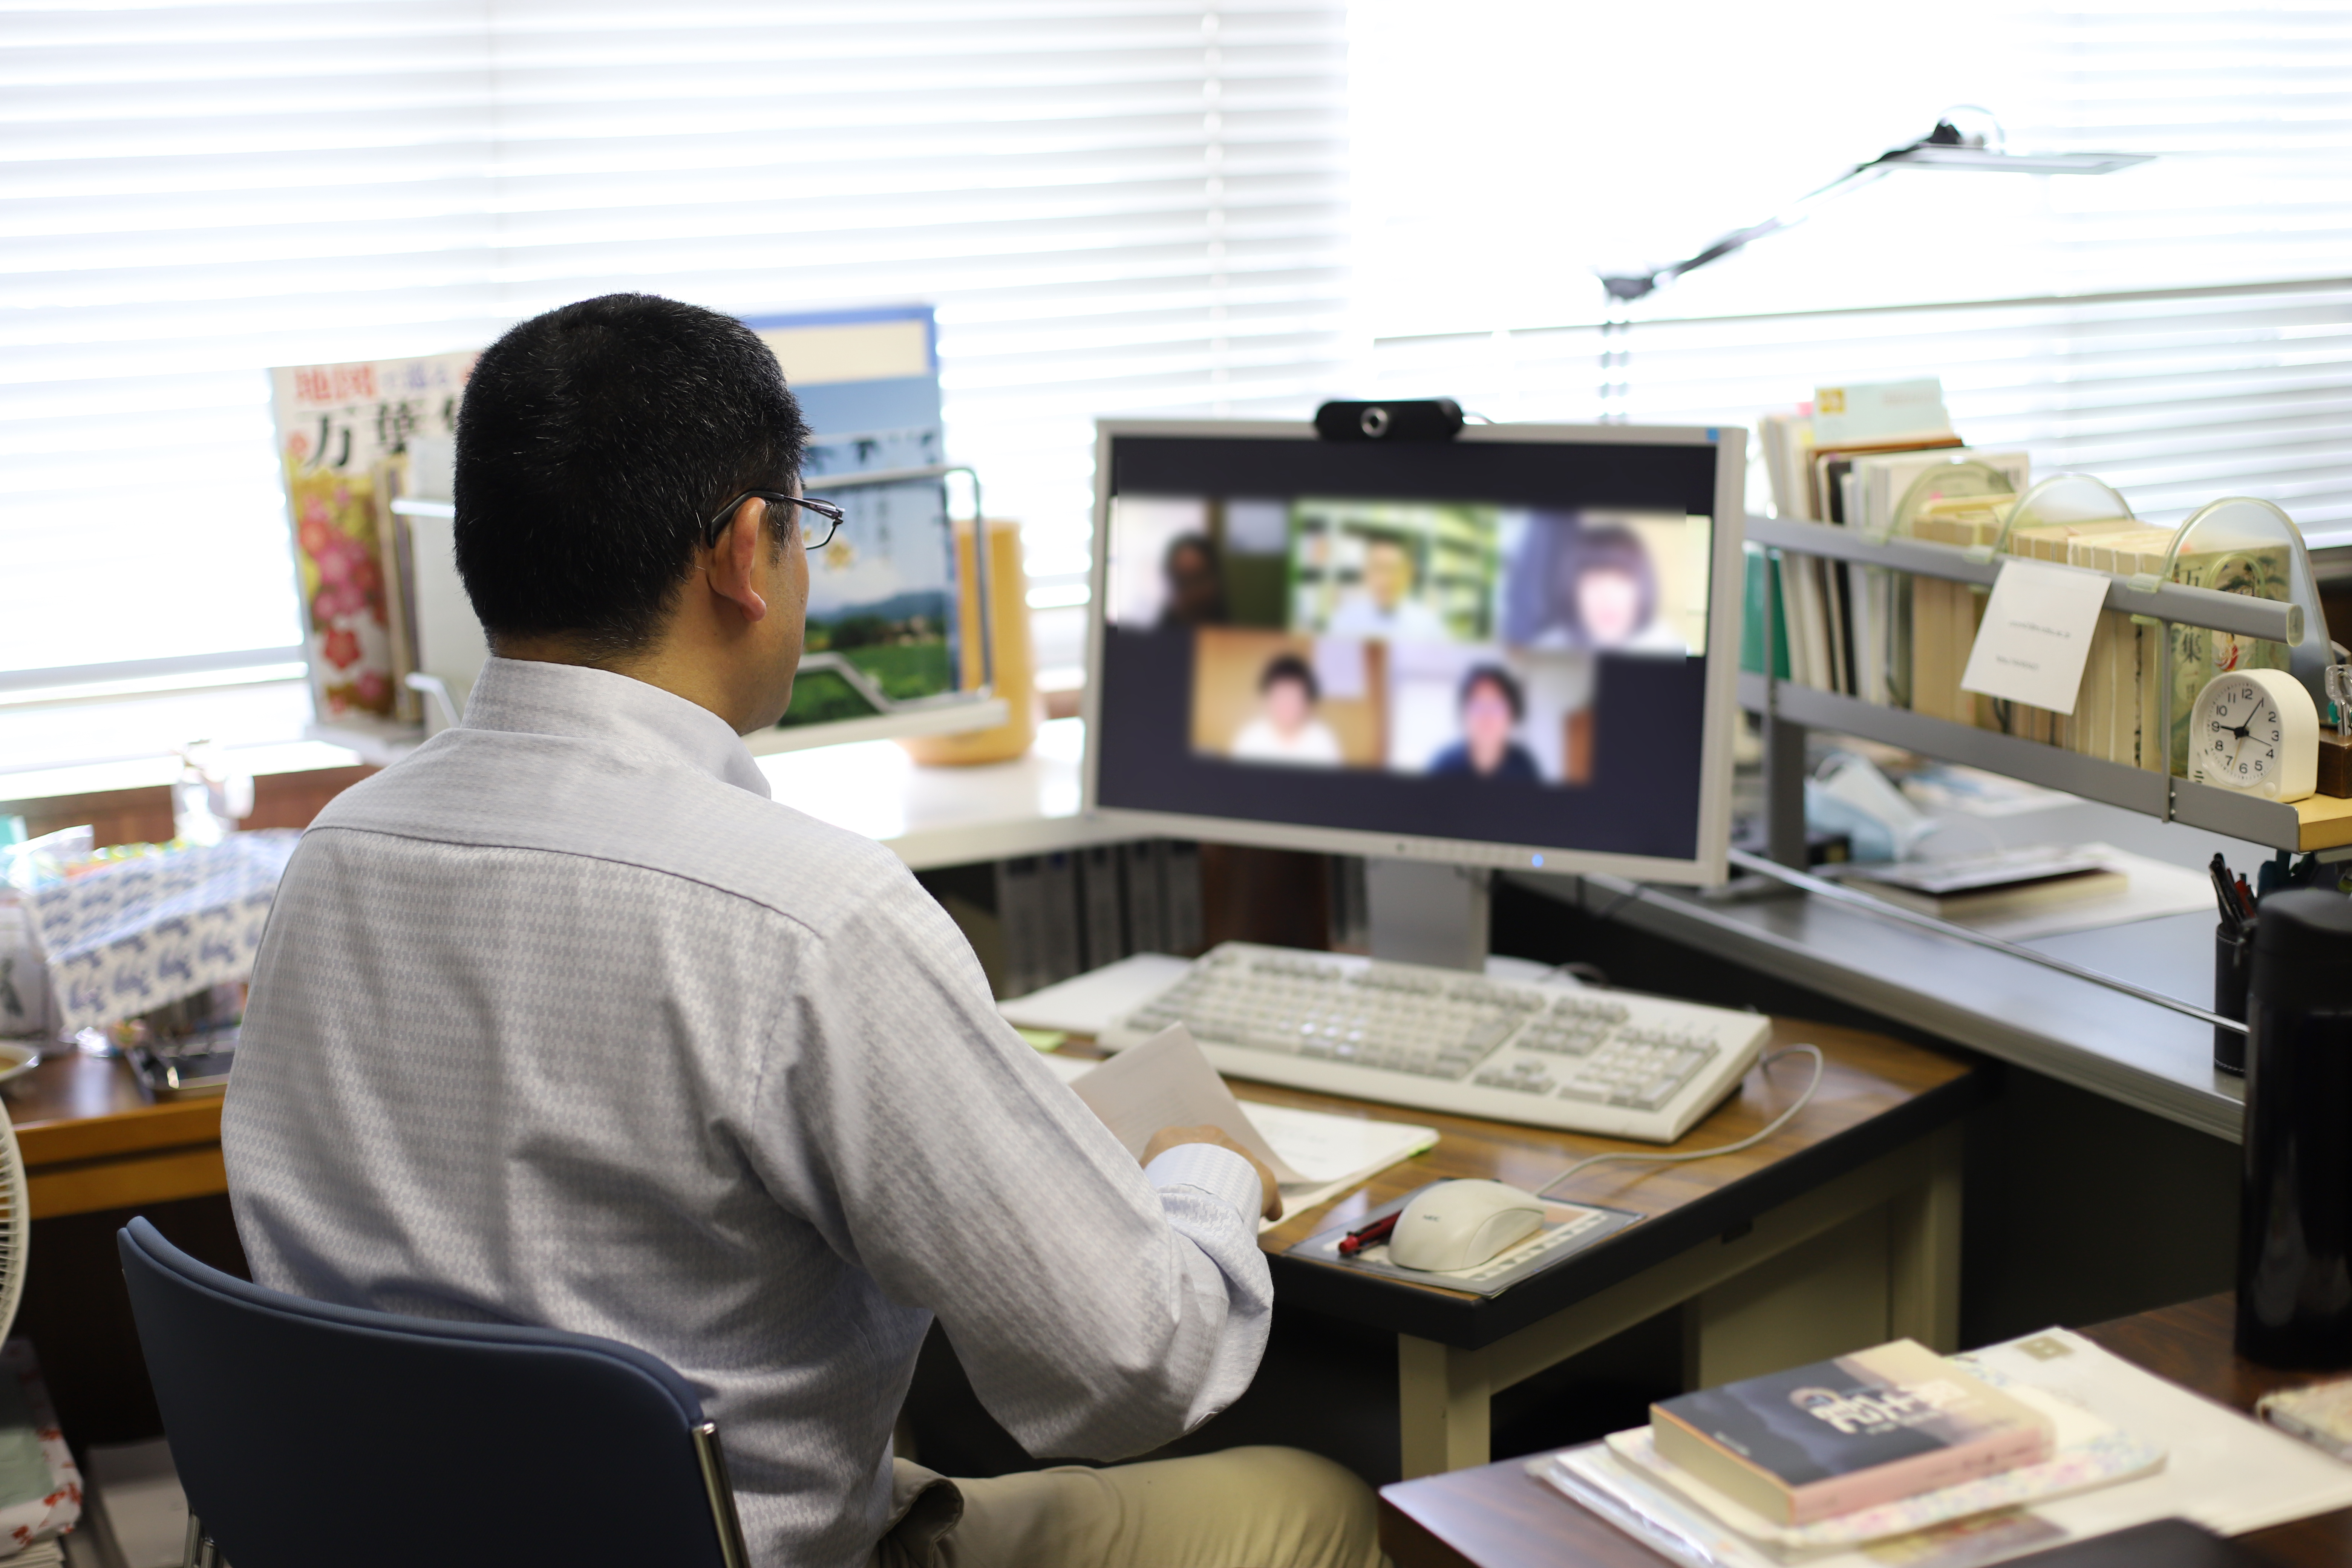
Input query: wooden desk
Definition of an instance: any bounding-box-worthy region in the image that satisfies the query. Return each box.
[6,1002,1973,1477]
[1379,1292,2352,1568]
[4,1050,225,1220]
[1231,1017,1982,1477]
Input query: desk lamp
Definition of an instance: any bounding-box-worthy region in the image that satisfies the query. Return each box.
[1597,107,2154,304]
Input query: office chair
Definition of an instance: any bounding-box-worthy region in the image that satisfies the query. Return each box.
[116,1217,751,1568]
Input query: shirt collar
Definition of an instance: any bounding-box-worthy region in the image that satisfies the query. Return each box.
[460,657,774,800]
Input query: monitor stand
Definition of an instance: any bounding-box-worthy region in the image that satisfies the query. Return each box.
[1365,858,1491,972]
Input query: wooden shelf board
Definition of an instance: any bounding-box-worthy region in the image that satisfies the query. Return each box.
[2297,793,2352,851]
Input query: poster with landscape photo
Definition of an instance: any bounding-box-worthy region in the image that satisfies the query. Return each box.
[746,307,963,727]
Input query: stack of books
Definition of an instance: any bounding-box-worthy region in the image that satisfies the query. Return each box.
[1747,380,2303,778]
[1533,1328,2352,1566]
[1545,1337,2169,1564]
[1646,1341,2056,1526]
[1753,379,2031,711]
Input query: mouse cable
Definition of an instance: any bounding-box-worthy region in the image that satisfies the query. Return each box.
[1533,1044,1826,1203]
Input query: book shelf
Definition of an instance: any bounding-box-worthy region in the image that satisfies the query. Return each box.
[1741,514,2352,858]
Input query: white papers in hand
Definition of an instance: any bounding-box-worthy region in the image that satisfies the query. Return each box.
[1067,1024,1307,1185]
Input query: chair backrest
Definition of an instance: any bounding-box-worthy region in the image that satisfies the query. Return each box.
[118,1217,748,1568]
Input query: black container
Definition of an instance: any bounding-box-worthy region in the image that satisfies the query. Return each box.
[2215,921,2252,1075]
[2236,890,2352,1367]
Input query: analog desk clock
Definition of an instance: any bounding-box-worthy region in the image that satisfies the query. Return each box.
[2190,668,2319,802]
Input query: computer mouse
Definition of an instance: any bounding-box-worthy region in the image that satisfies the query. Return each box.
[1386,1180,1546,1272]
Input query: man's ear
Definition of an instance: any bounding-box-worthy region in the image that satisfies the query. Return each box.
[706,497,770,624]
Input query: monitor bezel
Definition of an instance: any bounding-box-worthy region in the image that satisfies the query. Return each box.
[1081,418,1747,887]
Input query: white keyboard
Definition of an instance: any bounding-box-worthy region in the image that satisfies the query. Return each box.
[1097,942,1772,1143]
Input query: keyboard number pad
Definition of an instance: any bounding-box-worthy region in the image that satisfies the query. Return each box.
[1553,1029,1719,1112]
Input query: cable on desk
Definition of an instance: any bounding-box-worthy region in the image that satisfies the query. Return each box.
[1533,1044,1825,1203]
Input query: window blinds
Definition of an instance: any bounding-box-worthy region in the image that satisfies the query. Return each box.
[0,1,1350,689]
[1371,279,2352,543]
[1352,0,2352,547]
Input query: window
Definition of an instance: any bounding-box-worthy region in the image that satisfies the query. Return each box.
[6,0,2347,778]
[1351,0,2352,541]
[1,0,1351,730]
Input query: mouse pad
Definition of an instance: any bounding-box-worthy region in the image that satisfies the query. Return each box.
[1288,1181,1641,1297]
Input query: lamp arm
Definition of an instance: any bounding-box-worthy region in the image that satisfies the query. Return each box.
[1600,158,1896,302]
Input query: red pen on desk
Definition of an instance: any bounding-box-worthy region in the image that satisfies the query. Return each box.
[1337,1213,1400,1257]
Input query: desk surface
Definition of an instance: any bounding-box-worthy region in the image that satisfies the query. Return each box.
[1516,790,2268,1144]
[1229,1018,1980,1349]
[764,717,2256,1141]
[1378,1292,2352,1568]
[757,716,1130,871]
[4,1050,225,1219]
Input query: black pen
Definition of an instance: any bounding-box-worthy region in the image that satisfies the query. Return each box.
[2211,854,2245,931]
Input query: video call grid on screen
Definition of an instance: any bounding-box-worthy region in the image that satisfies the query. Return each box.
[1084,423,1744,881]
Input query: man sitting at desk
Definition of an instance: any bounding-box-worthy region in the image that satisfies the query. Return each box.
[222,294,1378,1568]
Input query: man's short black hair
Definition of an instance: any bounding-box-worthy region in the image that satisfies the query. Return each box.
[1260,652,1318,701]
[453,293,809,657]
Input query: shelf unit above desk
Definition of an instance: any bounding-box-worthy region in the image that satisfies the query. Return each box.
[1743,514,2352,856]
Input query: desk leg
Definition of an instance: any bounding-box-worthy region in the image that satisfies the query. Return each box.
[1888,1122,1964,1352]
[1396,1336,1491,1479]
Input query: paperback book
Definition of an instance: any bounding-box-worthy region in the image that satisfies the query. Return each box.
[1650,1338,2054,1526]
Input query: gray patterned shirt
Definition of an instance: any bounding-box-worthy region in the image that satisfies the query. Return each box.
[224,657,1271,1568]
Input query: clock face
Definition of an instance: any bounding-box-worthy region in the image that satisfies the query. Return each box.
[2200,679,2285,786]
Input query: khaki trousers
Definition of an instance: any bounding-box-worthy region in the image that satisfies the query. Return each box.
[871,1447,1384,1568]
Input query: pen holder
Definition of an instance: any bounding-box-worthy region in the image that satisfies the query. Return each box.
[2214,920,2251,1076]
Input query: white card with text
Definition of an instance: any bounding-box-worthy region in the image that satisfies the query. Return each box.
[1961,558,2112,715]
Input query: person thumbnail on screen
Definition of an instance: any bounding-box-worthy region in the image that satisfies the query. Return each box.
[1234,655,1340,766]
[1106,494,1291,630]
[1289,500,1497,643]
[1159,532,1227,628]
[1426,665,1542,783]
[1499,511,1710,655]
[1191,629,1387,769]
[1387,641,1594,786]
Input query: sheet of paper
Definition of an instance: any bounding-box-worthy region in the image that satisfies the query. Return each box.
[1049,1040,1440,1226]
[1962,558,2112,714]
[1067,1024,1307,1184]
[998,952,1194,1037]
[1234,1099,1435,1185]
[1959,844,2216,941]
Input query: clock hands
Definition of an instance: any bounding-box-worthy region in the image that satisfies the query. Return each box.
[2221,712,2252,772]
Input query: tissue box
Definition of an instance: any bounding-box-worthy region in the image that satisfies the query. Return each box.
[29,832,299,1034]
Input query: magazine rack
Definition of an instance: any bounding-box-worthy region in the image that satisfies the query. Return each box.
[349,464,1010,763]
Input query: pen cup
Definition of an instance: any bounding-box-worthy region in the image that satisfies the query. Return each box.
[2215,920,2252,1075]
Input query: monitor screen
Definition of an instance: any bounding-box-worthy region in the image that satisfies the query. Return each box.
[1084,422,1746,883]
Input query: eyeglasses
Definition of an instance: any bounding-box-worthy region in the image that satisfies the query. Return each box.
[701,490,847,551]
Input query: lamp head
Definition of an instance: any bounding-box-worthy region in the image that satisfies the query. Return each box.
[1591,108,2153,305]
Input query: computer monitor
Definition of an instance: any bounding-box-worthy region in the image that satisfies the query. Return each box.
[1082,420,1747,888]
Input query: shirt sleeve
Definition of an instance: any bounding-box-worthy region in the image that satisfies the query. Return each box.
[735,864,1273,1462]
[1141,1142,1274,1427]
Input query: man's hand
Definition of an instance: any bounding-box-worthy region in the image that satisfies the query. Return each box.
[1143,1125,1284,1223]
